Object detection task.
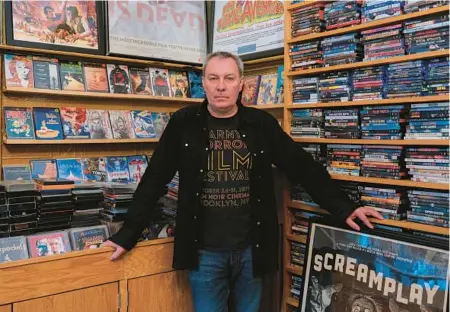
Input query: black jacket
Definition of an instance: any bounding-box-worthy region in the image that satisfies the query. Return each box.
[109,100,357,277]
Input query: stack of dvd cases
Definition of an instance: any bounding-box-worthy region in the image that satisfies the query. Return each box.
[292,77,319,104]
[326,144,361,176]
[324,1,361,30]
[322,33,363,66]
[359,185,407,220]
[385,61,425,98]
[1,181,39,237]
[290,109,324,138]
[360,105,407,139]
[35,178,75,232]
[0,185,6,238]
[362,0,404,23]
[404,14,449,54]
[405,102,449,140]
[290,241,307,267]
[361,23,405,61]
[319,71,353,102]
[100,183,137,223]
[71,182,103,228]
[291,3,325,37]
[291,275,303,301]
[404,0,447,13]
[324,108,360,139]
[290,40,324,71]
[352,66,386,100]
[407,189,449,228]
[405,147,449,183]
[360,145,406,179]
[156,172,179,221]
[424,57,449,96]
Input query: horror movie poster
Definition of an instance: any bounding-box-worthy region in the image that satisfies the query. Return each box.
[301,223,449,312]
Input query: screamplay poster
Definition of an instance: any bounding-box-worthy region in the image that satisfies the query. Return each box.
[107,1,207,64]
[212,0,284,57]
[301,223,449,312]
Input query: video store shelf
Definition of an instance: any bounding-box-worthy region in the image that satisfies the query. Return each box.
[287,234,307,244]
[250,104,284,110]
[3,138,159,145]
[288,201,450,236]
[0,44,201,70]
[287,5,450,44]
[286,50,449,76]
[292,138,449,146]
[285,95,449,109]
[3,87,204,104]
[286,264,304,276]
[286,297,300,308]
[331,174,449,190]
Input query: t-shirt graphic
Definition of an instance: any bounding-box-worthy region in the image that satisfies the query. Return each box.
[201,115,253,250]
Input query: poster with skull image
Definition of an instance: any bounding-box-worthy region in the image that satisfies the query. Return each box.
[300,223,449,312]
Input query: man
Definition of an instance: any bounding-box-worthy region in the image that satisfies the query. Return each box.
[104,51,382,312]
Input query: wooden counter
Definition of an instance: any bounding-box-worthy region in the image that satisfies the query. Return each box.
[0,238,194,312]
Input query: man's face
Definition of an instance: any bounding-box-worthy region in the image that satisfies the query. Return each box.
[46,8,55,19]
[202,57,243,111]
[16,61,29,80]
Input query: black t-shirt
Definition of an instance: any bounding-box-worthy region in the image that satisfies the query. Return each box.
[200,114,252,251]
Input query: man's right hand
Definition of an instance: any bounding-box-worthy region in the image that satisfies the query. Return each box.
[102,240,127,261]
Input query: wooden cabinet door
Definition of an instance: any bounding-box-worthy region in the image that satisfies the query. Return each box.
[128,271,194,312]
[14,283,118,312]
[0,305,11,312]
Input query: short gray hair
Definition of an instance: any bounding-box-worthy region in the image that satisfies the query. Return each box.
[203,51,244,77]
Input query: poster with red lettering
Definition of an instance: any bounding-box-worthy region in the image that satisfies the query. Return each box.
[5,1,106,55]
[107,1,207,64]
[300,221,449,312]
[212,0,284,60]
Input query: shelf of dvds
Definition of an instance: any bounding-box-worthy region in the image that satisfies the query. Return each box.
[287,5,450,43]
[0,44,202,70]
[250,104,285,110]
[292,138,449,146]
[2,138,159,145]
[330,174,449,190]
[288,200,450,236]
[286,49,450,76]
[283,3,450,311]
[285,94,449,108]
[3,87,204,104]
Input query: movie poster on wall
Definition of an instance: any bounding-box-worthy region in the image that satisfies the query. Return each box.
[301,223,449,312]
[212,0,284,58]
[5,1,105,54]
[107,1,207,64]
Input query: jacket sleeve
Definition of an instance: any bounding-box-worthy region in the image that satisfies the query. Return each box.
[108,113,180,250]
[265,114,357,223]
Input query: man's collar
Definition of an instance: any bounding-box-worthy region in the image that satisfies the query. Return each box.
[196,98,255,124]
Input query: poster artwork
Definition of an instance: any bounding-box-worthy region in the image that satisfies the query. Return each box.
[108,1,206,63]
[213,0,284,56]
[9,1,100,49]
[301,224,449,312]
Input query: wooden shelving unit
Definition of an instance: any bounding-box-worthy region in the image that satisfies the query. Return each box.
[286,49,449,76]
[3,87,203,104]
[3,138,159,145]
[286,94,449,108]
[282,3,450,311]
[292,138,449,146]
[287,5,449,43]
[250,104,284,110]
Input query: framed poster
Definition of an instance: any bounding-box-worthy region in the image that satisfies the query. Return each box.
[5,1,106,55]
[107,1,207,65]
[301,221,449,312]
[212,0,284,61]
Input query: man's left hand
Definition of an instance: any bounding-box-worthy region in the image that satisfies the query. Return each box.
[346,207,384,231]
